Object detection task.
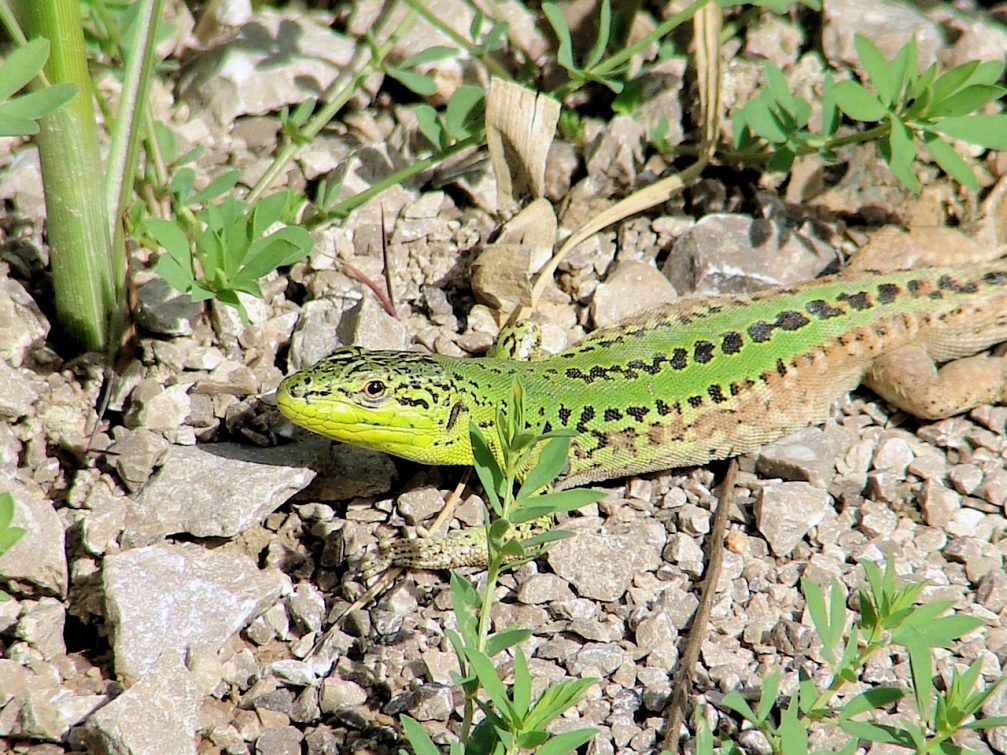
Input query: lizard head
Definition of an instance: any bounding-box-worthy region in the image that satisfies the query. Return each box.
[276,347,475,465]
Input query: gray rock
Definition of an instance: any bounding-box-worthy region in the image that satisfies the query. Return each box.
[287,583,326,633]
[135,278,202,336]
[516,573,575,605]
[180,9,355,124]
[320,678,368,712]
[254,724,304,755]
[14,597,65,660]
[755,481,833,556]
[0,360,43,419]
[662,213,835,295]
[84,651,200,755]
[122,441,319,547]
[132,382,193,435]
[388,684,454,722]
[304,443,397,501]
[396,486,445,525]
[0,658,106,740]
[568,642,628,678]
[0,277,49,368]
[590,261,677,328]
[823,0,944,71]
[944,538,1003,583]
[337,294,410,352]
[949,464,984,496]
[103,542,288,682]
[107,428,172,492]
[287,298,348,372]
[547,517,665,602]
[0,481,67,596]
[920,480,961,529]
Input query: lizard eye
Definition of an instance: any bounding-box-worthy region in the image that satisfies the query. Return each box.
[362,380,386,399]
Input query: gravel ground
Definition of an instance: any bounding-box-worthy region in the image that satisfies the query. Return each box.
[1,1,1007,753]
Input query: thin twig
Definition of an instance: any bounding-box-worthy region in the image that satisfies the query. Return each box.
[306,470,471,658]
[662,459,737,749]
[380,204,397,318]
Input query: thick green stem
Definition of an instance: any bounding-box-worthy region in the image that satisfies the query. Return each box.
[21,1,123,354]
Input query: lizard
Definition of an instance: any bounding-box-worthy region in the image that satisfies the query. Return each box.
[276,245,1007,571]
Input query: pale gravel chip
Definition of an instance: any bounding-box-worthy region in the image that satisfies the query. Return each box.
[121,441,320,547]
[102,542,289,682]
[547,517,666,602]
[755,481,834,556]
[83,651,200,755]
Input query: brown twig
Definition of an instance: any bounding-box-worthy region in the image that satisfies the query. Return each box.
[662,459,738,749]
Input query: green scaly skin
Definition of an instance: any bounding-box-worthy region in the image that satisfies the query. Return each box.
[278,262,1007,497]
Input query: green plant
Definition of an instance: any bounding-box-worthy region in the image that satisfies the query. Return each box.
[400,383,603,754]
[0,492,27,602]
[147,186,312,322]
[733,34,1007,190]
[694,554,1007,754]
[0,38,77,136]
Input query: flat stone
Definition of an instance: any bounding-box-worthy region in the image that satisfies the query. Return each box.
[84,651,200,754]
[547,517,665,602]
[0,480,67,596]
[103,542,288,682]
[107,428,172,492]
[179,9,355,125]
[920,480,961,529]
[135,278,202,336]
[755,481,833,556]
[14,597,65,660]
[122,441,319,547]
[663,213,835,295]
[0,360,43,420]
[516,573,575,605]
[590,261,677,327]
[0,277,49,367]
[757,426,848,487]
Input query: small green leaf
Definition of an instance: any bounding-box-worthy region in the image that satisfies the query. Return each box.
[905,640,934,719]
[400,715,440,755]
[466,649,514,720]
[0,492,15,530]
[779,696,808,755]
[524,678,595,730]
[929,60,981,106]
[444,85,484,140]
[838,687,907,720]
[721,691,758,723]
[399,46,457,69]
[756,671,779,724]
[543,4,575,71]
[0,527,26,554]
[189,169,240,206]
[0,38,51,100]
[830,79,886,122]
[583,0,611,70]
[469,422,502,510]
[923,133,978,191]
[414,104,444,150]
[386,66,437,96]
[485,627,531,657]
[0,83,77,121]
[930,84,1006,118]
[517,435,570,498]
[887,38,917,105]
[882,114,920,192]
[931,114,1007,150]
[529,488,604,514]
[854,34,893,105]
[512,646,531,718]
[0,113,38,136]
[535,728,597,755]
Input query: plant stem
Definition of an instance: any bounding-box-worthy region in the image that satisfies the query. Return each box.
[20,0,124,355]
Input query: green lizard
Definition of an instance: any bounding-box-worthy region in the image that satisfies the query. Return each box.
[277,248,1007,570]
